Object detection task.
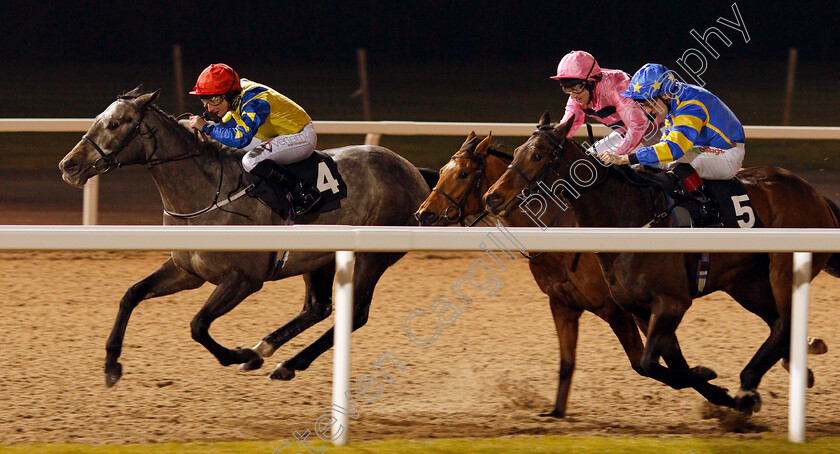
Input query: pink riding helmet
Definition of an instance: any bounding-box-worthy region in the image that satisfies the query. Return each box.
[550,50,602,82]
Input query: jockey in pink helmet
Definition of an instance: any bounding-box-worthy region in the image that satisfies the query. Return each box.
[553,51,661,155]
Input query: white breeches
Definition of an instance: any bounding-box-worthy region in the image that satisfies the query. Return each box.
[664,142,746,180]
[241,122,317,172]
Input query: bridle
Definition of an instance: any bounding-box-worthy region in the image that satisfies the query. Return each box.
[81,96,251,219]
[430,151,489,226]
[82,97,202,173]
[507,125,609,202]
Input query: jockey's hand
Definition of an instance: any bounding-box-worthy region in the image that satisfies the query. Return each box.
[188,115,207,132]
[598,152,630,166]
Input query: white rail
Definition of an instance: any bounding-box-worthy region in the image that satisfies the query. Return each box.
[0,225,835,444]
[4,119,839,225]
[2,119,840,139]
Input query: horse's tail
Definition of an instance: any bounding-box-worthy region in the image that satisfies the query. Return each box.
[823,196,840,278]
[416,166,440,191]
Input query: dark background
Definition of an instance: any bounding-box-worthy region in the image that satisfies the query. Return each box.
[0,1,838,177]
[3,1,836,65]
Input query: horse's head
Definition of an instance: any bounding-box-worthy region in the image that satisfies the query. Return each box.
[484,111,578,217]
[415,132,495,226]
[59,88,160,187]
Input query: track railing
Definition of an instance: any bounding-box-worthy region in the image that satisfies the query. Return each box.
[1,225,837,444]
[2,119,840,225]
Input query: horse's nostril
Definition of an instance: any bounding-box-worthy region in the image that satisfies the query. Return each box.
[485,193,502,208]
[418,210,438,225]
[61,160,77,173]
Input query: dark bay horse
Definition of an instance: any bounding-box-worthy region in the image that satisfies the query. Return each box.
[58,88,431,387]
[416,132,737,416]
[485,112,840,413]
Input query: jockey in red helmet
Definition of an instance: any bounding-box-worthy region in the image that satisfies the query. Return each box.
[188,63,320,218]
[552,51,661,155]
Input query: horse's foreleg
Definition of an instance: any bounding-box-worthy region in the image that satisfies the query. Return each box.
[639,296,713,389]
[540,298,581,418]
[105,258,204,387]
[655,332,736,408]
[189,269,263,367]
[241,263,336,371]
[269,252,401,381]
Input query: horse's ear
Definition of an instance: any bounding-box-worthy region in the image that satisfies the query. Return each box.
[555,113,574,138]
[134,89,161,110]
[462,131,477,147]
[538,110,551,127]
[474,132,492,157]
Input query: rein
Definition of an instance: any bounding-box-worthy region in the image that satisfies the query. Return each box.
[83,97,251,219]
[83,99,204,172]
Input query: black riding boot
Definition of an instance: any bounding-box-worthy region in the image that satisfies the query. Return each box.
[244,163,293,219]
[671,163,722,227]
[249,160,322,217]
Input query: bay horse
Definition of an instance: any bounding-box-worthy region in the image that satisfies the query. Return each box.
[484,111,840,413]
[416,132,737,416]
[58,88,431,387]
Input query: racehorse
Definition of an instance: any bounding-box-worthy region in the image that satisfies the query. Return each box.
[58,88,432,387]
[416,132,737,416]
[484,111,840,413]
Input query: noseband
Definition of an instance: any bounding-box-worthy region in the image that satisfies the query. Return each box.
[431,152,487,226]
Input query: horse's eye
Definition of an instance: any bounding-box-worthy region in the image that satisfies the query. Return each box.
[458,171,469,179]
[107,121,119,130]
[531,153,544,162]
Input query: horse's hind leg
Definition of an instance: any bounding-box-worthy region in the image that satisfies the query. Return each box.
[727,254,817,413]
[269,252,404,381]
[240,262,336,371]
[189,269,264,367]
[105,257,205,387]
[540,298,582,418]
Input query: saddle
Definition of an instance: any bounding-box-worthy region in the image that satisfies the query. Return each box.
[612,165,763,228]
[245,151,348,218]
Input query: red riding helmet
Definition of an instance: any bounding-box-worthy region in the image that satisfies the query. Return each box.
[189,63,241,96]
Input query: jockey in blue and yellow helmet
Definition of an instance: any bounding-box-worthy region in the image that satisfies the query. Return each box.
[598,63,745,182]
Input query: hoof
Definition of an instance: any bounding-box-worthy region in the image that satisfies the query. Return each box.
[734,389,762,415]
[234,347,264,371]
[691,365,717,382]
[104,362,123,388]
[808,337,828,355]
[538,409,565,419]
[269,362,296,381]
[240,356,265,372]
[808,368,815,388]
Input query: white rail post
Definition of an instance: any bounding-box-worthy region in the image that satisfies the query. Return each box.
[82,176,99,225]
[789,251,812,443]
[332,250,355,446]
[364,133,382,146]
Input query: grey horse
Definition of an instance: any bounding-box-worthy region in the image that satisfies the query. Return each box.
[58,88,432,387]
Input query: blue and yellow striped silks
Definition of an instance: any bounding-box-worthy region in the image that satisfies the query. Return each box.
[635,83,745,166]
[210,79,312,149]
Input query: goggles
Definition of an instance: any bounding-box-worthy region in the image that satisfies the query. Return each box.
[200,95,225,107]
[562,82,587,95]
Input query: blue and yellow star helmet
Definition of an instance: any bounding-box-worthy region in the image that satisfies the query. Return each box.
[621,63,677,100]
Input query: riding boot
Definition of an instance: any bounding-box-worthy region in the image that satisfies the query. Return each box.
[671,163,722,227]
[244,161,294,220]
[249,160,322,216]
